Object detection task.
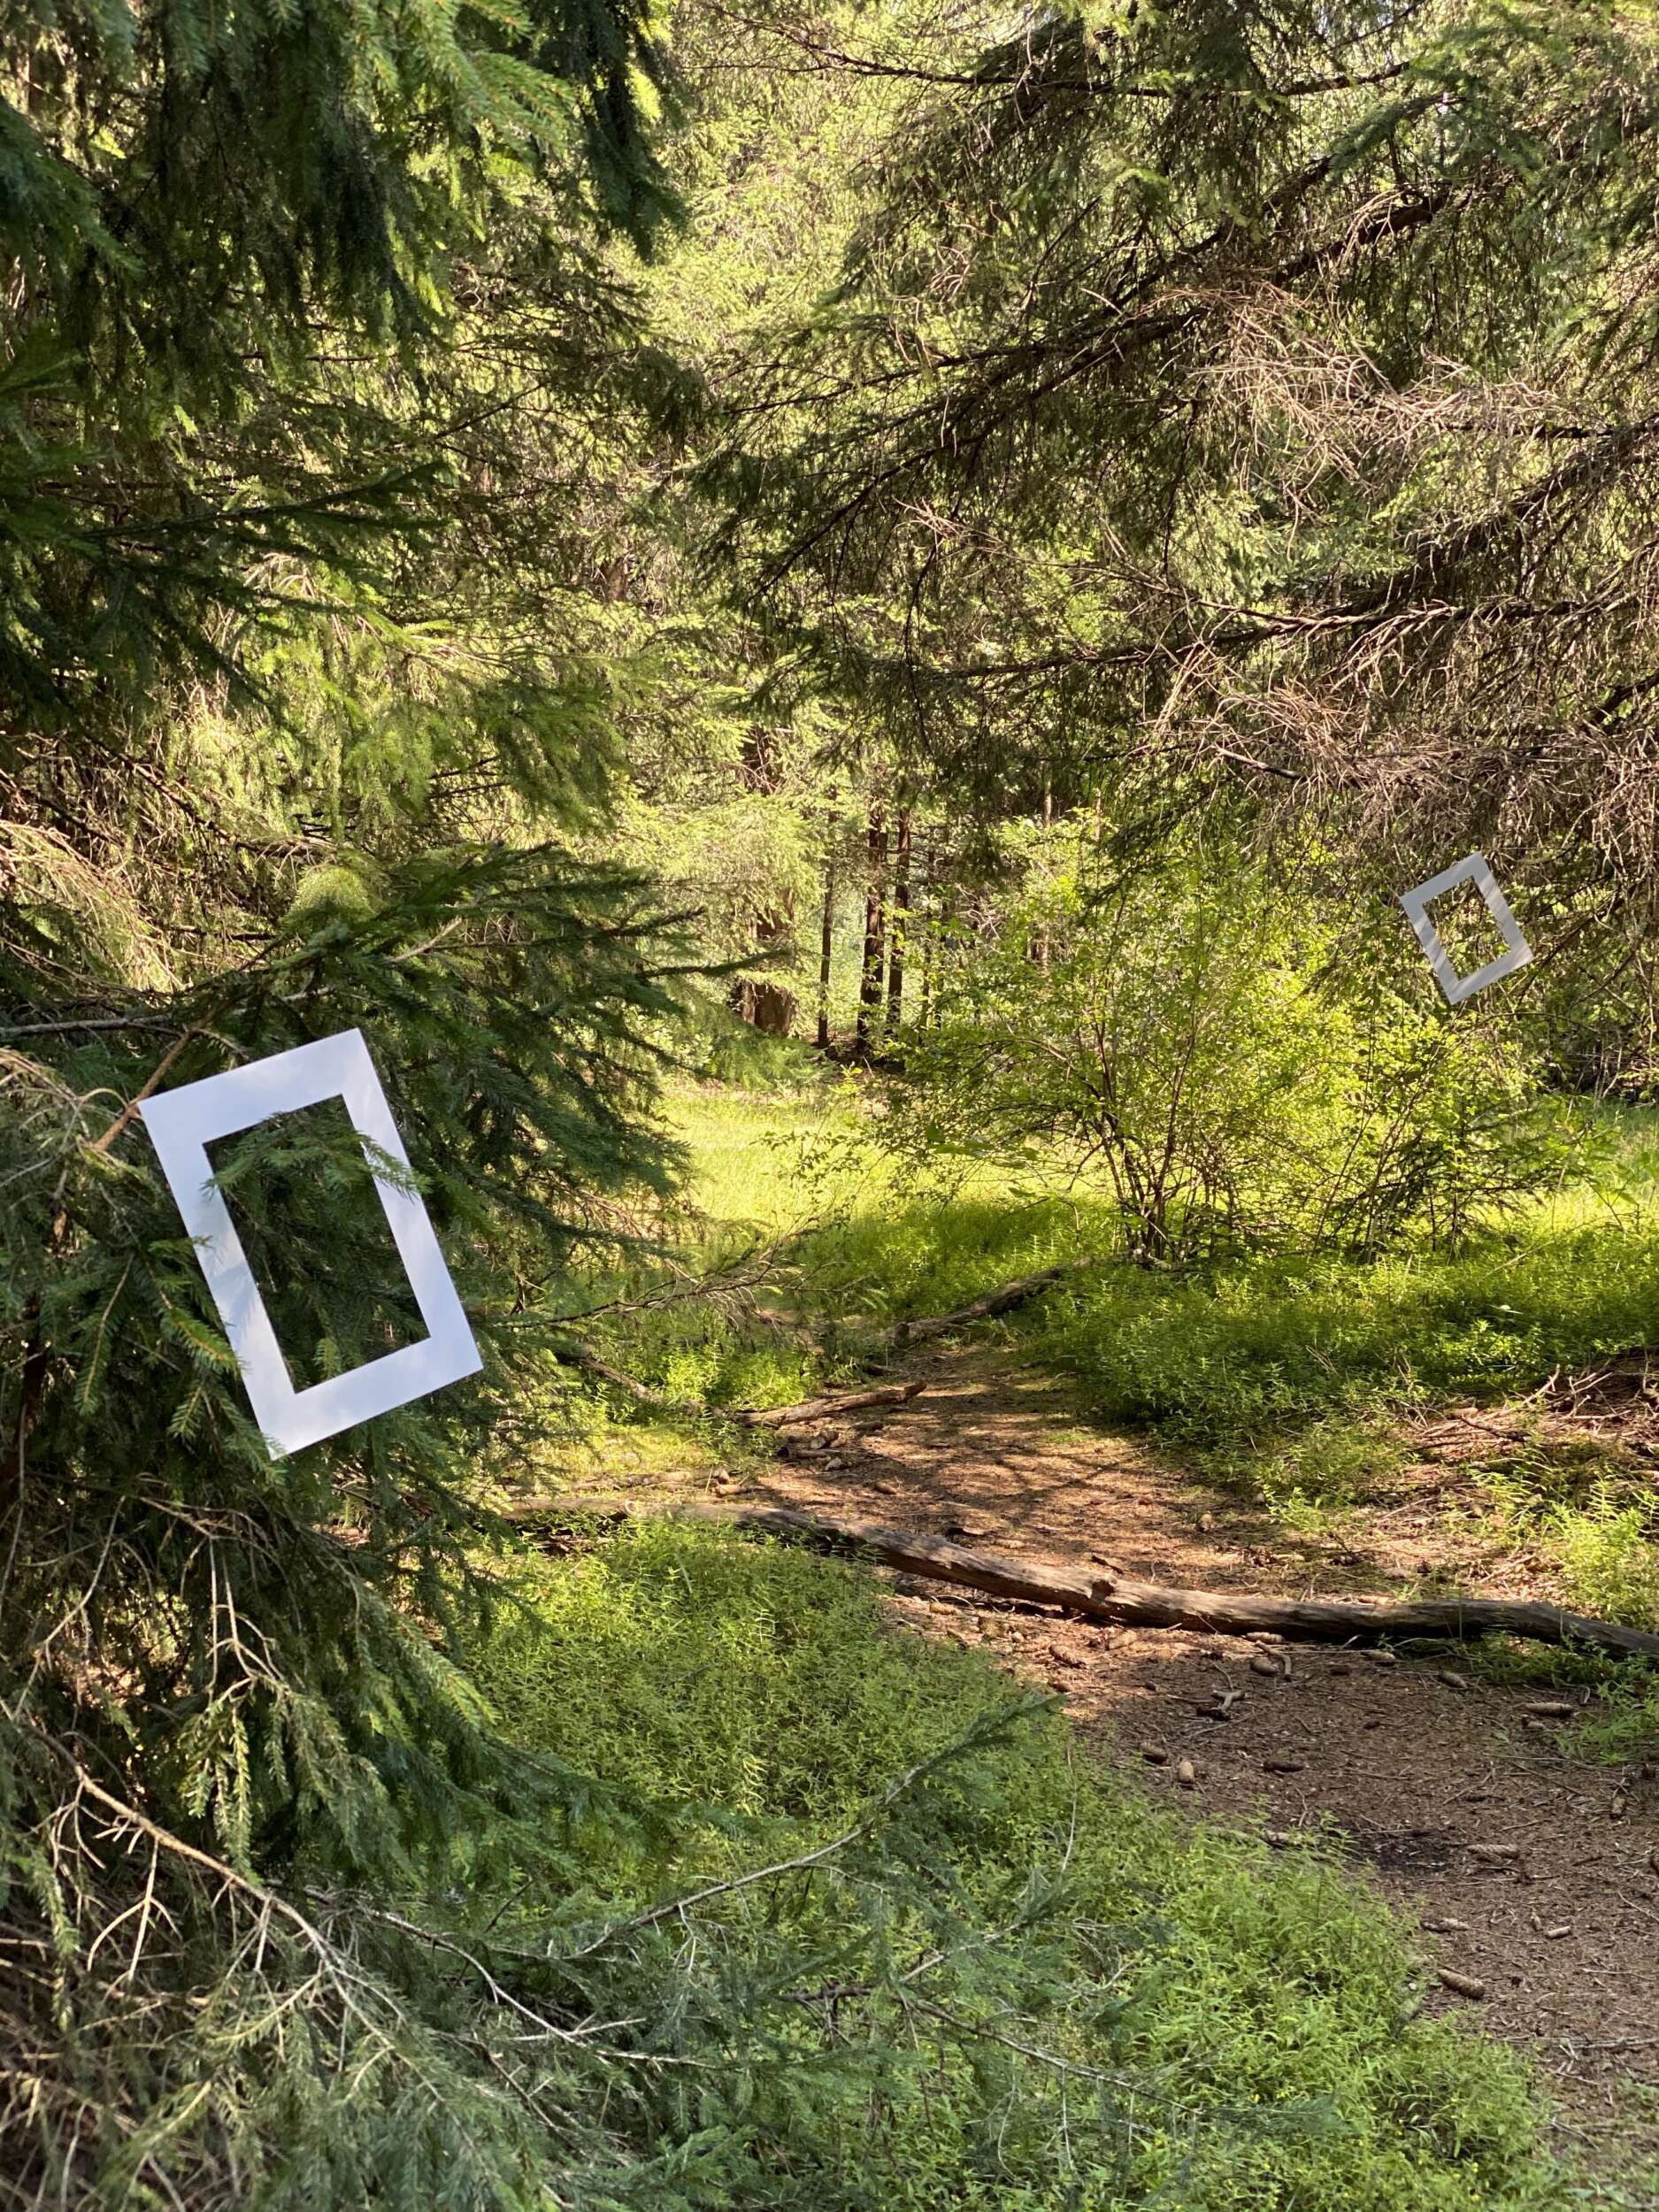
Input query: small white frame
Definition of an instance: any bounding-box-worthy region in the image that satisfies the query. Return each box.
[1398,851,1532,1007]
[139,1027,481,1457]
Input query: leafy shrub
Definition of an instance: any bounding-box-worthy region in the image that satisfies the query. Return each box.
[885,831,1573,1263]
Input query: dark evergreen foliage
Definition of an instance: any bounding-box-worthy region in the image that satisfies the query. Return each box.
[0,0,710,2197]
[705,2,1659,928]
[0,0,1647,2200]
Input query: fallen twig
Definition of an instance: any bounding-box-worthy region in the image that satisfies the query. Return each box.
[730,1379,928,1427]
[550,1344,696,1414]
[550,1349,928,1428]
[549,1258,1088,1422]
[889,1263,1084,1346]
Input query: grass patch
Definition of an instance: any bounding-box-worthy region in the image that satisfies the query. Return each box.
[619,1089,1659,1442]
[1021,1225,1659,1451]
[559,1087,1659,1734]
[572,1082,1105,1417]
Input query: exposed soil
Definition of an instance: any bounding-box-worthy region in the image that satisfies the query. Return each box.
[570,1346,1659,2183]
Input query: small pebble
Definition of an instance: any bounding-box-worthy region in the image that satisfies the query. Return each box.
[1176,1759,1198,1790]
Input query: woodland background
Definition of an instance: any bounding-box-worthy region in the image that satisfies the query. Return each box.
[4,1,1659,2206]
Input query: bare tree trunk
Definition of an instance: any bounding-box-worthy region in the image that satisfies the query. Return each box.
[916,836,942,1026]
[731,899,797,1035]
[816,829,835,1053]
[856,805,887,1056]
[918,842,941,1027]
[885,807,911,1032]
[1036,784,1053,976]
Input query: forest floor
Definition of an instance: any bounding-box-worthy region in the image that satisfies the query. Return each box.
[573,1341,1659,2177]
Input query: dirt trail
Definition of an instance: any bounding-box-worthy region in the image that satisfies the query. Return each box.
[684,1348,1659,2168]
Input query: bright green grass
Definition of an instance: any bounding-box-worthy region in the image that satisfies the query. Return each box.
[587,1090,1659,1653]
[1022,1223,1659,1448]
[628,1089,1659,1440]
[667,1084,858,1230]
[602,1081,1105,1412]
[626,1091,1659,1765]
[475,1517,1578,2211]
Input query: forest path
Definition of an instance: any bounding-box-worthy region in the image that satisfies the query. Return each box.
[695,1345,1659,2166]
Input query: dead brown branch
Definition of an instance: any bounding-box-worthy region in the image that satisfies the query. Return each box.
[502,1498,1659,1661]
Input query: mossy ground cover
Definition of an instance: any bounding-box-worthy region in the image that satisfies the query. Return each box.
[473,1515,1576,2209]
[459,1088,1659,2207]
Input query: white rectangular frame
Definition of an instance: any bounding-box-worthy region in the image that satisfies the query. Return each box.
[1399,850,1532,1007]
[139,1028,481,1457]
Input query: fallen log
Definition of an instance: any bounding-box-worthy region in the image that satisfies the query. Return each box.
[891,1263,1082,1345]
[502,1496,1659,1661]
[729,1379,928,1428]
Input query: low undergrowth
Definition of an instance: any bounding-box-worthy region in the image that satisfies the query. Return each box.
[1022,1227,1659,1454]
[582,1091,1659,1445]
[559,1086,1659,1737]
[559,1085,1098,1417]
[472,1517,1573,2210]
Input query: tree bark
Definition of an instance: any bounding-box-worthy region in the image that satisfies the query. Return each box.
[918,843,945,1028]
[817,838,835,1052]
[502,1499,1659,1662]
[1035,784,1054,975]
[856,805,887,1056]
[886,807,911,1031]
